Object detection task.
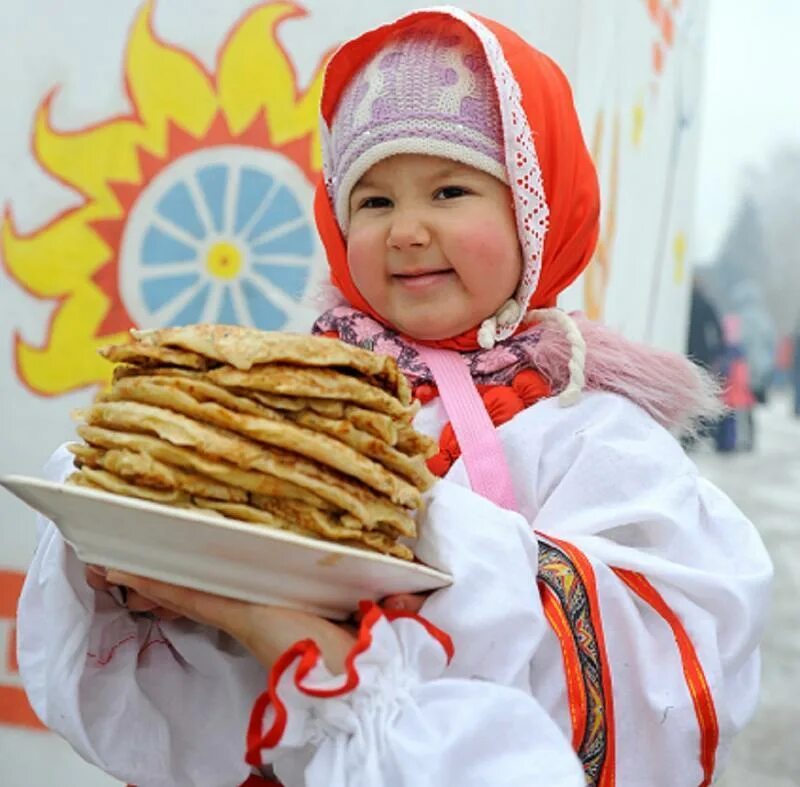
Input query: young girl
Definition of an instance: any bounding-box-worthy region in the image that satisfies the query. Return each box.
[16,8,772,787]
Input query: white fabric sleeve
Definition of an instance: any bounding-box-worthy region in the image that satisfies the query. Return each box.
[16,445,266,787]
[496,392,773,785]
[254,479,585,787]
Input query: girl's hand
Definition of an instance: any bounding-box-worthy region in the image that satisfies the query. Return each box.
[84,565,183,621]
[104,570,357,674]
[381,592,426,614]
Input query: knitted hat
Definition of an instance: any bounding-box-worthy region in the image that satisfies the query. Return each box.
[326,19,507,233]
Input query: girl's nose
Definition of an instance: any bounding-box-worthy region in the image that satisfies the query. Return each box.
[387,210,431,250]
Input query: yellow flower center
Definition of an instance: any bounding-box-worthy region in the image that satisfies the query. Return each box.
[206,241,242,280]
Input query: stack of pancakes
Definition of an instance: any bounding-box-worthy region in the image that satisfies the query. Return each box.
[67,324,437,562]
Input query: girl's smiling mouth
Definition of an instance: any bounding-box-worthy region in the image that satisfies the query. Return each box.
[392,269,455,289]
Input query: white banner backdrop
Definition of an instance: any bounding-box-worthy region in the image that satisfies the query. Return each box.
[0,1,706,783]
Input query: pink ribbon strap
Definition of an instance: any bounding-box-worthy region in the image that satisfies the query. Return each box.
[415,345,519,512]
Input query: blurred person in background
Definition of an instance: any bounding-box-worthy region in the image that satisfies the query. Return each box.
[688,276,726,374]
[717,314,757,451]
[772,334,793,388]
[733,284,776,405]
[685,276,726,448]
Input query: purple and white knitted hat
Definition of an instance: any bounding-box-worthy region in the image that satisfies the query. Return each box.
[326,19,507,232]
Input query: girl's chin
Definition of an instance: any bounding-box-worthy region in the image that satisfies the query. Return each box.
[391,317,475,341]
[368,297,483,340]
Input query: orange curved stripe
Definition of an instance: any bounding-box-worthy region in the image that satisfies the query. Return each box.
[539,583,587,750]
[543,534,616,787]
[614,568,719,787]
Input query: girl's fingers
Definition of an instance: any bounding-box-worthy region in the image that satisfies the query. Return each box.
[151,607,184,622]
[351,592,428,624]
[84,565,111,592]
[125,591,162,614]
[104,571,357,671]
[84,567,183,620]
[382,592,426,613]
[105,571,182,601]
[105,570,249,633]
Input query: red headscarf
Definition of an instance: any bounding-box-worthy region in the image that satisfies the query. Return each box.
[314,8,600,352]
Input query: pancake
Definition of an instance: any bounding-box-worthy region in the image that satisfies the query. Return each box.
[130,324,411,404]
[107,377,423,506]
[75,401,419,533]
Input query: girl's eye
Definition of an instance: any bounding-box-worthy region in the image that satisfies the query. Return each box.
[358,196,392,210]
[434,185,469,200]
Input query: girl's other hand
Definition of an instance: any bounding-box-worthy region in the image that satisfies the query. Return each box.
[84,564,184,621]
[103,570,356,673]
[381,592,426,614]
[350,592,427,625]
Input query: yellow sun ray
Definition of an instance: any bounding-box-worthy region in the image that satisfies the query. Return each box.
[2,208,109,297]
[218,3,324,168]
[4,1,328,397]
[16,285,128,395]
[33,102,145,209]
[127,0,218,150]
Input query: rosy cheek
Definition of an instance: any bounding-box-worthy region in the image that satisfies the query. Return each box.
[346,230,387,303]
[346,236,370,286]
[455,226,509,269]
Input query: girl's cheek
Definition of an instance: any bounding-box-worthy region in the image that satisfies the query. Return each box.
[346,233,378,286]
[456,225,508,267]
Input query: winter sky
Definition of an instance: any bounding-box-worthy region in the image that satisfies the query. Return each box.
[693,0,800,263]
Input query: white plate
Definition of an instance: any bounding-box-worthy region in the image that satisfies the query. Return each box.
[1,474,451,620]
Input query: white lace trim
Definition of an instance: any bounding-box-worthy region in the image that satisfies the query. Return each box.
[433,7,549,344]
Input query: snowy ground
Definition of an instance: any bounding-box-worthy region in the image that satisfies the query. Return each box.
[694,392,800,787]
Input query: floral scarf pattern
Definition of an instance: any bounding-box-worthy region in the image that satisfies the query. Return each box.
[313,306,553,477]
[313,306,547,387]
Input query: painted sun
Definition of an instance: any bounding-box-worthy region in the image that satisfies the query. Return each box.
[1,0,327,396]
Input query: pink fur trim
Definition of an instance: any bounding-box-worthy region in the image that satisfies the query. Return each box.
[531,315,725,437]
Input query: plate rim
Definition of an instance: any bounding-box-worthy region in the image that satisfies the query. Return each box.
[0,473,451,583]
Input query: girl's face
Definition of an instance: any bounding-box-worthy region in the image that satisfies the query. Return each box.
[346,154,522,341]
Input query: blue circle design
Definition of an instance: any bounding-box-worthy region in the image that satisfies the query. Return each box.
[136,158,314,330]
